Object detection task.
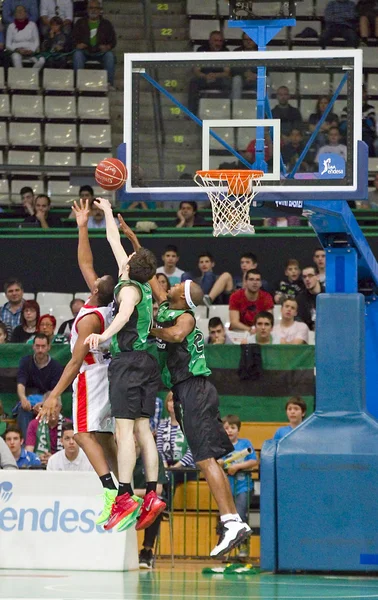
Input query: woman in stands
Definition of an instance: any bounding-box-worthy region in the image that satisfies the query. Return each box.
[11,300,40,343]
[5,4,44,69]
[27,314,57,345]
[0,322,8,344]
[156,273,171,293]
[309,96,339,147]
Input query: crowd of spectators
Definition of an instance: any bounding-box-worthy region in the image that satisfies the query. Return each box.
[0,0,117,88]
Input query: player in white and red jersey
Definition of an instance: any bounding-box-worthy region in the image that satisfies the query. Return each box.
[39,199,118,524]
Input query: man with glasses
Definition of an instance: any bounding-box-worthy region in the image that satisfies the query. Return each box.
[296,266,325,331]
[229,269,273,332]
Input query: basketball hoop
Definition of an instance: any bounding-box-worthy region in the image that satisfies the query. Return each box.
[195,169,264,237]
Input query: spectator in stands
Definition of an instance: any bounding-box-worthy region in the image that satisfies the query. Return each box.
[315,126,347,164]
[182,252,234,306]
[25,395,68,465]
[188,30,231,116]
[47,422,93,471]
[41,16,69,69]
[86,201,120,229]
[274,397,307,441]
[79,184,95,203]
[175,201,207,228]
[23,194,63,229]
[16,333,63,438]
[156,273,171,293]
[234,252,257,289]
[40,0,73,37]
[281,127,310,173]
[11,299,40,343]
[308,96,339,148]
[246,311,280,344]
[221,414,257,558]
[367,173,378,209]
[0,25,10,69]
[340,86,376,156]
[272,86,303,143]
[357,0,378,44]
[150,396,163,437]
[4,424,41,468]
[2,0,38,26]
[57,298,85,338]
[72,0,117,89]
[274,259,304,304]
[6,5,43,68]
[320,0,359,49]
[264,214,301,227]
[207,317,233,345]
[20,186,35,217]
[27,314,57,345]
[313,247,326,284]
[156,245,184,285]
[0,278,25,338]
[0,437,18,469]
[229,269,274,332]
[296,266,325,331]
[273,298,310,345]
[0,322,8,344]
[244,131,273,167]
[231,33,257,100]
[134,437,167,569]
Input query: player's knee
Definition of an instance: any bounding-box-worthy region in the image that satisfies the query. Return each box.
[74,431,94,448]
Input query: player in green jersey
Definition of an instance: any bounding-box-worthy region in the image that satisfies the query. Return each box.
[85,198,165,532]
[118,215,252,558]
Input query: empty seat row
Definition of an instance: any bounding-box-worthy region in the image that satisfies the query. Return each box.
[0,95,109,121]
[1,150,110,168]
[2,68,108,93]
[0,123,112,148]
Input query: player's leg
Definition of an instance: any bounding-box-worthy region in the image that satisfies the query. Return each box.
[96,432,118,479]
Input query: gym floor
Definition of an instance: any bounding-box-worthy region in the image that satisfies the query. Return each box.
[2,561,378,599]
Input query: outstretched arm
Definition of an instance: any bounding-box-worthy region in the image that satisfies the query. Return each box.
[85,285,140,349]
[95,197,129,274]
[73,199,98,291]
[118,214,166,305]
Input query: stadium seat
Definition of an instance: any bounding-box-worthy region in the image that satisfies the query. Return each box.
[232,98,257,119]
[0,122,8,146]
[363,47,377,69]
[308,330,315,345]
[223,21,243,40]
[74,292,91,300]
[300,98,315,122]
[37,292,74,307]
[209,155,237,169]
[194,305,207,319]
[45,124,77,147]
[252,2,281,16]
[296,0,314,16]
[187,0,216,16]
[217,0,229,16]
[299,72,330,96]
[47,181,80,203]
[79,124,112,148]
[368,157,378,173]
[195,317,209,338]
[45,96,77,120]
[189,19,220,41]
[0,95,10,118]
[77,69,108,93]
[315,0,328,16]
[43,69,74,92]
[9,123,41,147]
[12,95,44,119]
[78,96,110,120]
[273,304,282,324]
[8,68,39,91]
[368,74,378,97]
[207,304,230,324]
[236,127,255,151]
[290,20,320,39]
[11,180,43,200]
[199,98,231,120]
[80,152,111,166]
[44,152,77,167]
[8,151,40,173]
[331,72,349,94]
[209,127,234,150]
[0,179,9,203]
[0,68,5,91]
[269,72,296,96]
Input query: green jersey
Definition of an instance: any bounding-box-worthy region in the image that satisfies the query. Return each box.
[111,279,153,353]
[155,301,211,387]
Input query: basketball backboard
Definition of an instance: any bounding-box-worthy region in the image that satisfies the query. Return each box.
[124,49,363,201]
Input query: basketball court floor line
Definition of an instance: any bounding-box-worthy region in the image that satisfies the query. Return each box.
[2,568,378,599]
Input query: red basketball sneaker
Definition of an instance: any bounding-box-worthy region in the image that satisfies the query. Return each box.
[103,493,141,530]
[135,491,166,531]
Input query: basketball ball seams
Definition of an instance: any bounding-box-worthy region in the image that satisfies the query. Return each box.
[95,157,127,191]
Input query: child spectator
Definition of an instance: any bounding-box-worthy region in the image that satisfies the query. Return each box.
[274,397,307,441]
[315,127,347,163]
[313,248,326,284]
[11,299,40,343]
[207,317,233,345]
[221,414,258,558]
[4,424,41,468]
[156,245,184,286]
[41,16,68,69]
[274,299,310,345]
[182,252,234,307]
[0,322,8,344]
[246,311,280,345]
[274,259,304,304]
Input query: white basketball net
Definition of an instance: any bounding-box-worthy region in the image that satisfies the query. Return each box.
[195,171,263,237]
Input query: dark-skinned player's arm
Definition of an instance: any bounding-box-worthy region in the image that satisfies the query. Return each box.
[38,314,101,422]
[118,213,167,305]
[150,312,195,344]
[72,199,98,292]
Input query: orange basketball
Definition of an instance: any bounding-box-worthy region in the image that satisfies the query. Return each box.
[95,158,127,191]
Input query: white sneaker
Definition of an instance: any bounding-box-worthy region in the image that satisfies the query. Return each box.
[210,520,252,558]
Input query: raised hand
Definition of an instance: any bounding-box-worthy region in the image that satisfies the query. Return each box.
[94,197,112,213]
[118,214,141,251]
[72,199,90,227]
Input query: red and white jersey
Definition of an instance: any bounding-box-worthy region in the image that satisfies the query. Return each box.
[71,302,112,372]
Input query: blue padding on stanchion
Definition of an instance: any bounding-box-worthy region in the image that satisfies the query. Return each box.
[260,439,278,572]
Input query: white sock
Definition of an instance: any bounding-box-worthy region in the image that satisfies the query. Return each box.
[220,513,242,523]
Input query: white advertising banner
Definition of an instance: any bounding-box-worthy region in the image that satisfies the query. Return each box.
[0,471,138,571]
